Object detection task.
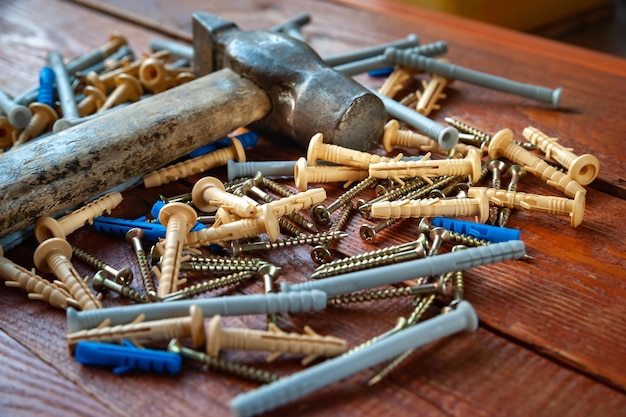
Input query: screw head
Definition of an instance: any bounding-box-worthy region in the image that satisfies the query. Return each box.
[310,246,333,264]
[115,267,134,286]
[311,204,331,225]
[92,270,107,291]
[125,227,145,243]
[359,224,377,242]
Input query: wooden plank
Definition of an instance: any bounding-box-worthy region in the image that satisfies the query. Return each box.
[0,328,119,417]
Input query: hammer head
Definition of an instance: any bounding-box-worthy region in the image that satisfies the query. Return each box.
[192,13,386,151]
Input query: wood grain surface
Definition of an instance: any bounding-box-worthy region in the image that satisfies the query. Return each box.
[1,0,625,416]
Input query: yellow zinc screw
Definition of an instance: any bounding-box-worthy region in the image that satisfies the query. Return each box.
[468,186,585,228]
[378,67,415,98]
[33,238,102,311]
[156,202,198,298]
[192,176,257,218]
[98,73,143,113]
[294,157,369,191]
[185,204,280,248]
[307,133,399,169]
[13,103,58,147]
[207,315,347,365]
[143,137,246,188]
[34,192,123,243]
[0,245,78,310]
[416,73,453,116]
[66,305,205,353]
[488,128,586,198]
[77,86,107,117]
[369,147,482,185]
[370,188,490,223]
[522,126,599,186]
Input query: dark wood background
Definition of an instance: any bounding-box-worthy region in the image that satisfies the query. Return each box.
[1,0,625,416]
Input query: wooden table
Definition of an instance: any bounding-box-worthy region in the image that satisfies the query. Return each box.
[1,1,626,416]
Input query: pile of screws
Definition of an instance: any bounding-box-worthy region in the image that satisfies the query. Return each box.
[0,20,601,417]
[0,33,196,153]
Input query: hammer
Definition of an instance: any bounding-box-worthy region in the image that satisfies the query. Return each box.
[0,13,386,239]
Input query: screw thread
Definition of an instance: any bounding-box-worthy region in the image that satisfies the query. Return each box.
[279,217,305,236]
[174,343,279,384]
[447,231,490,247]
[336,176,378,206]
[262,177,295,197]
[328,286,417,305]
[162,271,256,301]
[180,261,260,274]
[315,238,422,273]
[135,248,157,297]
[311,247,424,279]
[71,245,107,271]
[367,294,437,385]
[186,254,265,267]
[444,117,491,142]
[232,231,346,255]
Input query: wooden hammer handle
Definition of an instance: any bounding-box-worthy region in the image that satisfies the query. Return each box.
[0,68,271,238]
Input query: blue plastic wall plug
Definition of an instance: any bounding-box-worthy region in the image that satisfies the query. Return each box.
[74,340,182,375]
[93,216,168,241]
[188,130,259,158]
[430,217,520,243]
[37,67,56,107]
[368,67,394,77]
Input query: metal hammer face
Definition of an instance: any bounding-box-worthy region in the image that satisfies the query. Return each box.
[192,13,386,151]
